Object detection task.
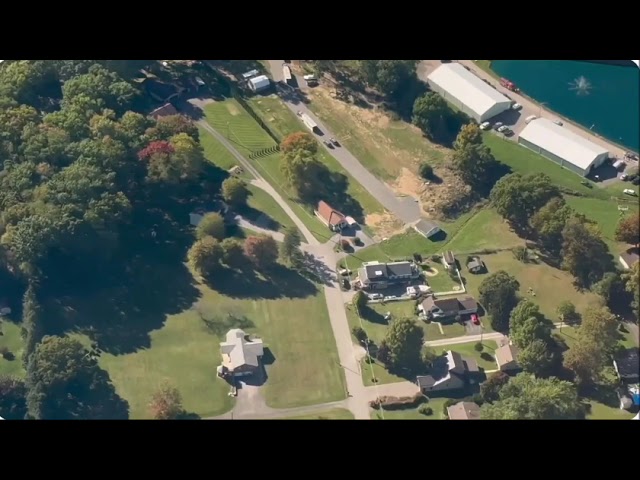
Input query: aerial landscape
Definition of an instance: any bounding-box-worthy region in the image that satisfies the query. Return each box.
[0,59,638,420]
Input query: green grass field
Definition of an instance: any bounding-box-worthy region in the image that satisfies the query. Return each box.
[0,321,25,378]
[283,408,354,420]
[442,209,522,254]
[306,88,447,181]
[247,96,385,218]
[376,397,449,420]
[423,264,462,293]
[198,125,241,171]
[245,184,298,233]
[566,196,639,243]
[53,264,346,419]
[587,401,634,420]
[431,340,499,371]
[463,251,601,324]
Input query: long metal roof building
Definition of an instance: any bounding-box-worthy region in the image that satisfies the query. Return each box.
[427,63,512,122]
[518,118,609,176]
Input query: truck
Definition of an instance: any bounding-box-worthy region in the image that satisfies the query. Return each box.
[300,113,318,132]
[282,64,292,84]
[499,77,518,92]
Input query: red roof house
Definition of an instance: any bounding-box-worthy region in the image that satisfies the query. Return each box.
[315,201,348,232]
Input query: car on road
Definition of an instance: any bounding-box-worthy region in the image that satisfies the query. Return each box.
[493,122,503,130]
[553,120,564,126]
[497,125,509,133]
[480,121,491,130]
[623,189,638,196]
[471,314,480,325]
[368,293,383,300]
[330,137,340,147]
[512,103,523,111]
[324,140,334,149]
[621,173,629,181]
[303,74,318,86]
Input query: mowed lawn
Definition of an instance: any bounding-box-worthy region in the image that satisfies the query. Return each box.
[247,96,385,218]
[431,340,500,371]
[245,184,299,234]
[66,269,345,419]
[198,125,241,171]
[283,408,354,420]
[0,321,25,378]
[463,251,601,322]
[566,196,639,244]
[443,208,522,253]
[306,87,448,181]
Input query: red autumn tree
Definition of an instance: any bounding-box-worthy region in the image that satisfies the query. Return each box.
[280,131,318,155]
[244,235,278,269]
[615,212,640,245]
[149,383,185,420]
[138,140,175,160]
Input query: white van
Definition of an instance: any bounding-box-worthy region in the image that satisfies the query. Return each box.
[525,115,537,124]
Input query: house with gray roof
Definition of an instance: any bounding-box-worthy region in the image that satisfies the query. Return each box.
[420,296,478,320]
[417,350,480,394]
[218,329,264,378]
[357,261,420,290]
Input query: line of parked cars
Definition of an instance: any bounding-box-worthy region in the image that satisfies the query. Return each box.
[480,121,513,136]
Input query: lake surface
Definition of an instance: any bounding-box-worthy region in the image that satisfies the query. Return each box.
[491,60,640,152]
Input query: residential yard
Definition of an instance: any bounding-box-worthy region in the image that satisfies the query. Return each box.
[306,87,449,182]
[424,321,468,340]
[431,340,500,371]
[587,401,634,420]
[462,250,601,323]
[198,125,242,171]
[245,184,298,234]
[247,95,387,221]
[553,324,637,351]
[346,301,417,346]
[443,208,523,254]
[422,264,462,293]
[0,321,25,378]
[376,397,449,420]
[283,408,354,420]
[362,359,407,386]
[62,265,346,418]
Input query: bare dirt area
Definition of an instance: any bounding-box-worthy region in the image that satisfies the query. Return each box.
[420,166,474,220]
[365,212,404,239]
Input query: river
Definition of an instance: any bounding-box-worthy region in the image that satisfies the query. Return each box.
[490,60,639,152]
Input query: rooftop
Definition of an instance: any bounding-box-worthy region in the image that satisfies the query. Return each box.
[249,75,270,89]
[620,248,640,268]
[414,219,440,237]
[427,63,512,118]
[495,344,519,368]
[316,200,345,226]
[220,329,264,370]
[519,118,609,170]
[447,401,481,420]
[614,348,640,381]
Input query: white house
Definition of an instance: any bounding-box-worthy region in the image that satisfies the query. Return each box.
[248,75,270,93]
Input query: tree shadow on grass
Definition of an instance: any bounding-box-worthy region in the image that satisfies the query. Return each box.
[362,307,389,325]
[236,203,282,232]
[319,169,365,223]
[205,264,317,300]
[299,251,335,286]
[198,311,255,336]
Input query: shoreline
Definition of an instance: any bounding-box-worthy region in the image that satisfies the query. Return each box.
[476,61,638,156]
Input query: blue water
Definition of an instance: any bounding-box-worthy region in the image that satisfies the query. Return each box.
[491,60,640,152]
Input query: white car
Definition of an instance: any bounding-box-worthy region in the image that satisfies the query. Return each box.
[497,125,509,133]
[479,121,491,130]
[623,189,638,197]
[512,103,523,111]
[368,293,383,300]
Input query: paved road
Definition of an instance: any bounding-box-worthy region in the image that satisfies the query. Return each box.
[267,60,421,224]
[235,212,285,242]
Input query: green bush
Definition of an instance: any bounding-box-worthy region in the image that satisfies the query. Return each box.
[418,405,433,416]
[419,162,434,180]
[474,342,484,352]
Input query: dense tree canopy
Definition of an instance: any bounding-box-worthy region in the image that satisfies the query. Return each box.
[221,177,249,207]
[614,212,639,245]
[357,60,418,98]
[451,143,502,195]
[0,375,28,420]
[480,371,510,404]
[26,336,129,419]
[623,261,639,317]
[481,374,584,419]
[530,197,573,254]
[453,123,483,151]
[561,217,613,288]
[187,236,223,275]
[244,235,278,270]
[478,270,520,331]
[509,300,551,349]
[490,173,561,232]
[195,212,225,241]
[280,132,318,156]
[383,318,424,371]
[412,92,450,141]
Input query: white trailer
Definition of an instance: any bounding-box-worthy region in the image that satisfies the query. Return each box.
[300,113,318,132]
[282,64,292,84]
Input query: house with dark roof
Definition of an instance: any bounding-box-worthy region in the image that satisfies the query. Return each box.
[149,103,179,120]
[217,329,264,378]
[315,201,348,232]
[613,348,639,384]
[417,350,480,394]
[447,401,481,420]
[420,296,478,320]
[467,257,486,274]
[619,248,639,270]
[413,219,441,239]
[357,261,420,290]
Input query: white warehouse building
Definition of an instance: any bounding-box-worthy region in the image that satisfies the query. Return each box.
[427,63,513,123]
[518,118,609,176]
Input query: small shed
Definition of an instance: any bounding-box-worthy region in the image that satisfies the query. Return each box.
[242,69,259,80]
[248,75,270,93]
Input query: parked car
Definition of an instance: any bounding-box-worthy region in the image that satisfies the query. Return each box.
[497,125,509,133]
[553,120,563,126]
[324,140,334,149]
[623,189,638,197]
[479,121,491,130]
[471,314,480,325]
[503,129,514,137]
[493,122,504,130]
[342,278,351,290]
[620,173,629,181]
[368,293,383,300]
[512,103,522,111]
[339,269,352,276]
[330,137,340,147]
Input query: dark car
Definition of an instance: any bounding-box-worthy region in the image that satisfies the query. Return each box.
[324,140,334,149]
[330,137,340,147]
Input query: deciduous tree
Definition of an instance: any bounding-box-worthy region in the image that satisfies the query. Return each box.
[22,283,45,365]
[412,92,450,140]
[244,235,278,270]
[149,383,185,420]
[480,371,510,403]
[556,301,579,325]
[453,123,482,151]
[615,212,640,245]
[358,60,418,98]
[530,197,574,254]
[144,114,199,142]
[279,228,302,267]
[578,305,619,353]
[563,336,605,386]
[221,177,249,207]
[418,162,434,180]
[280,132,318,155]
[280,149,327,202]
[561,217,613,288]
[490,173,561,232]
[593,272,631,311]
[220,238,246,269]
[352,290,368,313]
[478,270,520,331]
[383,318,424,371]
[451,143,502,195]
[195,212,225,240]
[0,375,27,420]
[481,374,583,419]
[376,340,391,366]
[187,236,223,275]
[518,339,555,377]
[26,336,129,419]
[623,261,639,317]
[509,300,551,349]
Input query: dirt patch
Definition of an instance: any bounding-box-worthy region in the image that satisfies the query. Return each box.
[420,166,475,220]
[365,212,404,238]
[423,267,439,277]
[226,103,241,116]
[393,168,425,199]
